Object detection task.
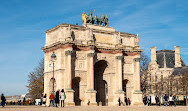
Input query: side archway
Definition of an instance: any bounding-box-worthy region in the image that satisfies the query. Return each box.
[49,78,56,94]
[72,77,81,105]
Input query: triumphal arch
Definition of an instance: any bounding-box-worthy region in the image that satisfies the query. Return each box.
[42,19,143,106]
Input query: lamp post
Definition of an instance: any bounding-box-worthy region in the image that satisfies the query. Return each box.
[51,51,56,106]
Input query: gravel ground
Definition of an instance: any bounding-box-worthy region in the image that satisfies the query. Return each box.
[0,105,188,111]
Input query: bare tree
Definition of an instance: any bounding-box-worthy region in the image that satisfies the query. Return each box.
[140,52,150,94]
[179,72,188,105]
[27,59,44,100]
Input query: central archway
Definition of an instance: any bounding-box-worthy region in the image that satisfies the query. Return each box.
[94,60,108,106]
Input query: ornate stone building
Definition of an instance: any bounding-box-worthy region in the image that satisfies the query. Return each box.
[147,46,187,101]
[41,23,143,106]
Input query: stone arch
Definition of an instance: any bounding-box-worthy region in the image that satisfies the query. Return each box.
[49,78,56,94]
[94,60,108,106]
[72,77,81,105]
[123,79,128,98]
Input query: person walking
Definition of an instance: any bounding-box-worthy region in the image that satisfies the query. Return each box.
[158,96,161,106]
[146,96,149,106]
[118,97,121,106]
[49,93,54,107]
[127,98,131,106]
[169,95,173,106]
[125,97,128,106]
[23,97,26,105]
[173,95,177,106]
[43,94,47,107]
[164,94,168,106]
[60,89,66,107]
[55,90,60,107]
[143,95,147,106]
[184,96,186,106]
[1,93,6,107]
[155,95,159,106]
[148,96,151,106]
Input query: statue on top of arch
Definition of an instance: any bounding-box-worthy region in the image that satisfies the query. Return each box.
[82,10,109,26]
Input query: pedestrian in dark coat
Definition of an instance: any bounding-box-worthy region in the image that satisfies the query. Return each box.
[118,97,121,106]
[164,94,168,106]
[23,97,26,105]
[1,93,6,107]
[155,95,159,106]
[125,97,128,106]
[55,91,60,107]
[127,98,131,106]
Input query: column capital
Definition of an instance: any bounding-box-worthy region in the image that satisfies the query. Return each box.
[87,53,95,57]
[116,56,123,60]
[65,50,73,56]
[134,58,140,62]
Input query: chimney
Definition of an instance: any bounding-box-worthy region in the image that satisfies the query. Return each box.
[174,46,181,67]
[151,47,157,63]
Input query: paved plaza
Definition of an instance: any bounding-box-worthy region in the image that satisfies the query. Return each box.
[0,106,188,111]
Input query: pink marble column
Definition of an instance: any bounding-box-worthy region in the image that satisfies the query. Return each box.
[116,56,123,91]
[65,50,73,89]
[134,58,141,91]
[87,53,95,90]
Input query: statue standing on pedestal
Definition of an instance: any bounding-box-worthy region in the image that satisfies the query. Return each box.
[82,11,88,24]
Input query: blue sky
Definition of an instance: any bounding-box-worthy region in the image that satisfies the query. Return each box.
[0,0,188,96]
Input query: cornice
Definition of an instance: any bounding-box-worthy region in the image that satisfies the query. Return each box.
[45,23,137,38]
[41,42,142,55]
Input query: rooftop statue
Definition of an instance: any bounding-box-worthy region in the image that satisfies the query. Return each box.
[93,9,97,24]
[86,10,93,23]
[82,10,109,26]
[98,14,104,26]
[103,15,108,26]
[82,11,88,24]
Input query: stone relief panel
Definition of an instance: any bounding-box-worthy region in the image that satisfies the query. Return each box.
[94,33,113,44]
[124,64,133,73]
[75,60,86,70]
[124,57,133,64]
[76,53,86,60]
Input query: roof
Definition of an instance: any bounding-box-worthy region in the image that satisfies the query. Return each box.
[156,50,186,68]
[172,66,188,76]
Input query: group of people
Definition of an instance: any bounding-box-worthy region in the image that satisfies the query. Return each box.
[143,96,151,106]
[164,94,177,106]
[118,97,131,106]
[43,89,66,107]
[143,94,178,106]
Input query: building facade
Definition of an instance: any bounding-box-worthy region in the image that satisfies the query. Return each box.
[147,46,187,101]
[42,23,143,106]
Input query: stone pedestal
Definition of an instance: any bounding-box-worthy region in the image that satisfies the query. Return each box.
[131,90,143,105]
[85,89,97,106]
[114,90,125,106]
[65,89,75,106]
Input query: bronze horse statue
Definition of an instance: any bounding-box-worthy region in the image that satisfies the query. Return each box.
[98,14,104,26]
[85,10,109,26]
[86,10,93,23]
